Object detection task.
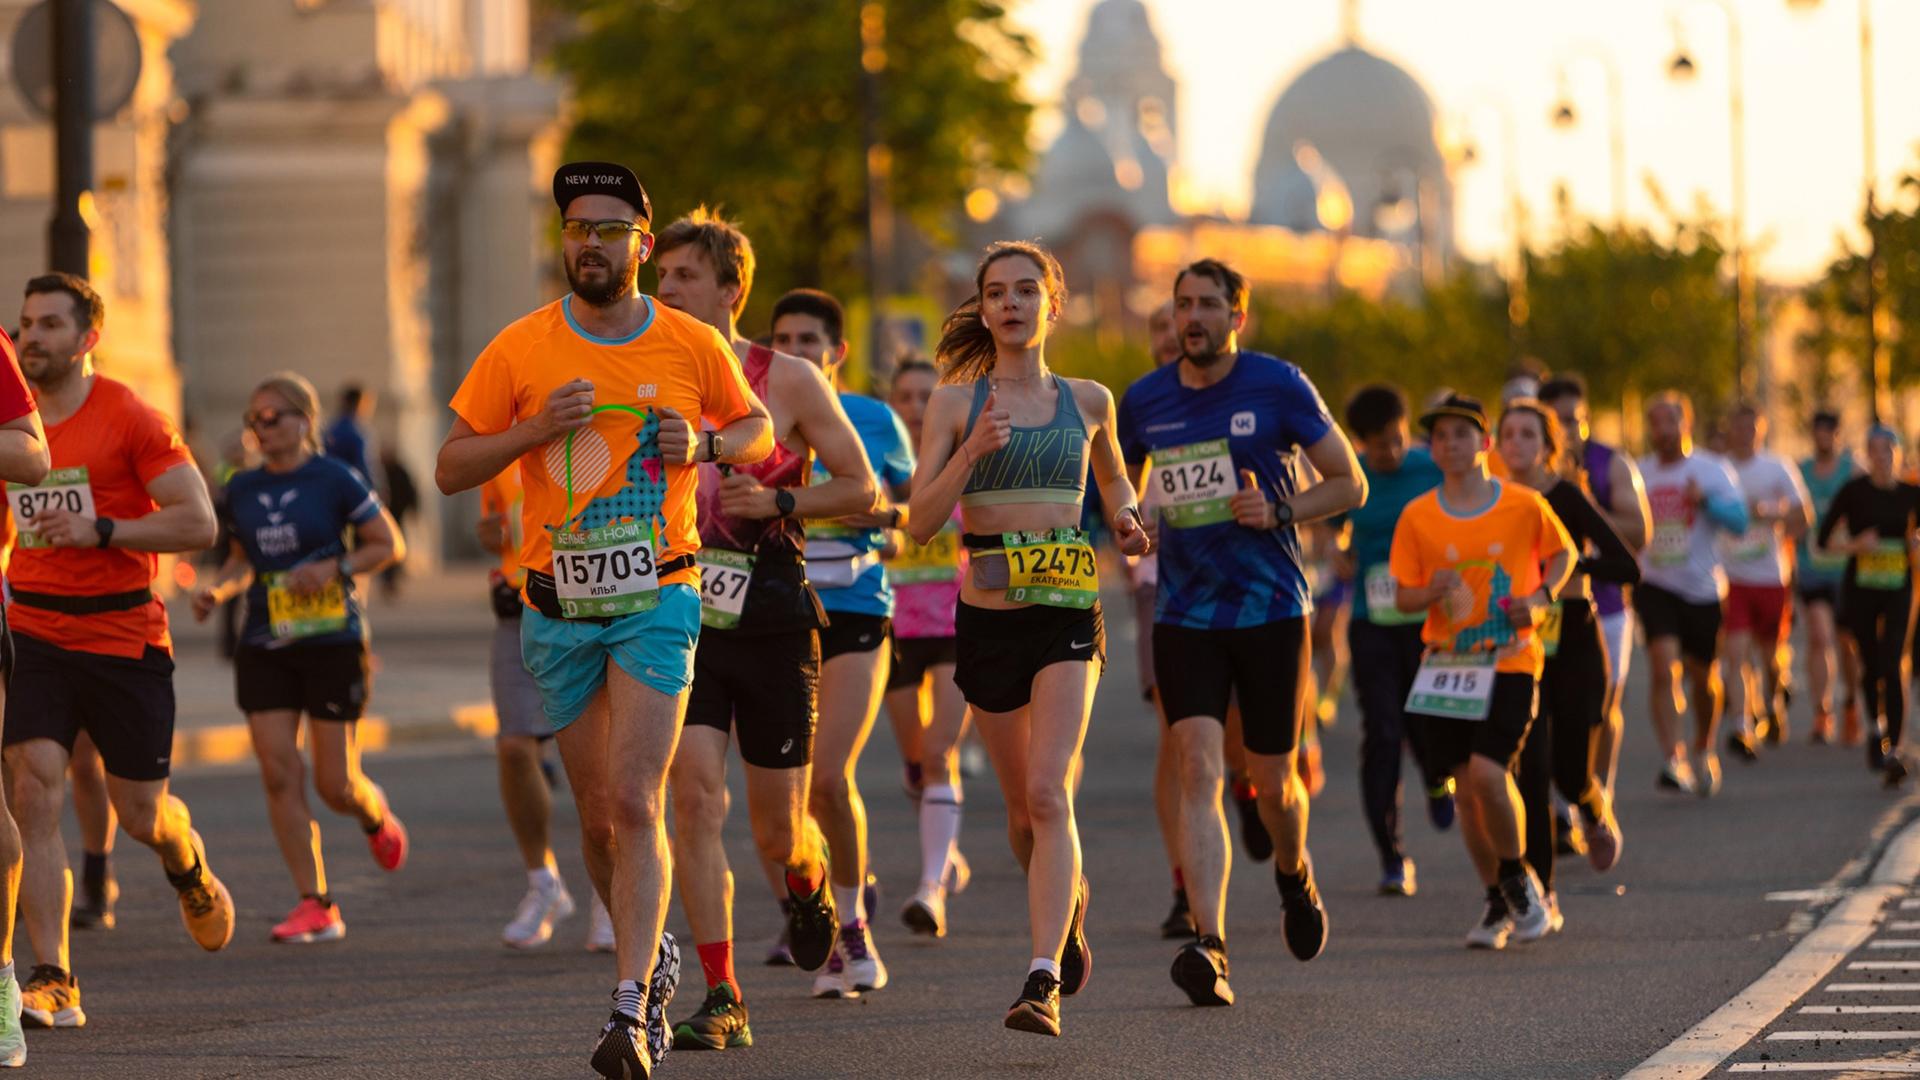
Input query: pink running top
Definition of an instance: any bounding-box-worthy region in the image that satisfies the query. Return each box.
[887,506,962,639]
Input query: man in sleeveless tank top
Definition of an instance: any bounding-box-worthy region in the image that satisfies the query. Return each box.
[1796,410,1861,745]
[1118,260,1366,1006]
[652,213,878,1050]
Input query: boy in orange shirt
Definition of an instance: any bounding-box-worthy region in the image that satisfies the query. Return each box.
[1387,395,1572,950]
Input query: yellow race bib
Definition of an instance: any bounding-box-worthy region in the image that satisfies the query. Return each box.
[265,572,349,641]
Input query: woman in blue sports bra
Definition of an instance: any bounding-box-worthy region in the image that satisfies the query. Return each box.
[907,240,1151,1037]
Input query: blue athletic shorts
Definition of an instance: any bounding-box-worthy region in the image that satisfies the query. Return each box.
[519,583,701,729]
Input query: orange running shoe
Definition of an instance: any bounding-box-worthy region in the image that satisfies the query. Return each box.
[167,830,234,952]
[271,897,345,944]
[369,812,409,872]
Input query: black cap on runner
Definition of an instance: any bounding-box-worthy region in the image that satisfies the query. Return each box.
[553,161,652,224]
[1419,393,1488,434]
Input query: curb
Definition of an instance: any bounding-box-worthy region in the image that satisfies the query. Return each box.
[172,702,500,768]
[1623,795,1920,1079]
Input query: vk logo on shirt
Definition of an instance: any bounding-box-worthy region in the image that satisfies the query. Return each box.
[1231,411,1257,436]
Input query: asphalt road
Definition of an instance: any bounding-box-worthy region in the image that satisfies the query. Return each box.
[17,606,1910,1079]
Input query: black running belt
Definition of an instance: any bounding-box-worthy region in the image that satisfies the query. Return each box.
[10,588,154,616]
[524,555,696,624]
[962,533,1005,551]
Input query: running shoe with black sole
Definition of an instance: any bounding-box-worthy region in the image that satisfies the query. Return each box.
[1004,971,1061,1037]
[672,984,751,1051]
[1378,857,1416,897]
[1170,935,1234,1007]
[1230,785,1274,862]
[591,1012,650,1079]
[1465,891,1512,950]
[1500,866,1551,943]
[1276,856,1328,961]
[70,873,117,932]
[1725,730,1758,763]
[1058,875,1092,995]
[1159,888,1195,939]
[784,871,838,973]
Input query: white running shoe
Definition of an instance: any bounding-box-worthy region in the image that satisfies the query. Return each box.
[1465,897,1512,950]
[901,884,947,938]
[1504,868,1552,943]
[838,923,888,992]
[0,971,22,1067]
[587,892,616,954]
[1696,752,1723,798]
[503,874,575,950]
[811,949,858,999]
[1545,891,1566,935]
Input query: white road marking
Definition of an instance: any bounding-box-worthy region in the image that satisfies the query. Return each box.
[1870,941,1920,949]
[1769,889,1847,902]
[1891,922,1920,930]
[1624,793,1920,1079]
[1769,1031,1920,1039]
[1903,898,1920,909]
[1729,1064,1920,1073]
[1851,962,1920,970]
[1802,1004,1920,1013]
[1828,983,1920,991]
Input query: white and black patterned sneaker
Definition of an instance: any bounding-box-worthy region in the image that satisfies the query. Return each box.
[590,1012,649,1079]
[646,931,681,1067]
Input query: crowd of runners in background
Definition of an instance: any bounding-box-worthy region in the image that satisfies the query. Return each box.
[0,157,1905,1077]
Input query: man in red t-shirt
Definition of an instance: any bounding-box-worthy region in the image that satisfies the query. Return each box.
[4,273,232,1032]
[0,313,51,1064]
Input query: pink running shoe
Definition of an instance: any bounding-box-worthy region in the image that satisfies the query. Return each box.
[272,898,345,944]
[369,813,409,872]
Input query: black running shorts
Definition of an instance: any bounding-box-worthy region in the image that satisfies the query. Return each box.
[235,641,370,721]
[886,636,956,692]
[820,613,891,662]
[1634,582,1723,665]
[953,600,1104,715]
[685,627,820,769]
[4,631,176,781]
[1421,671,1537,777]
[1154,616,1310,756]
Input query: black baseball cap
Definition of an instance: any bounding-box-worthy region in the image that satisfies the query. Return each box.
[1419,393,1488,434]
[553,161,651,224]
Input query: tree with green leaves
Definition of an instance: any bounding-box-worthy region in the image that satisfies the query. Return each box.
[1800,172,1920,402]
[549,0,1034,331]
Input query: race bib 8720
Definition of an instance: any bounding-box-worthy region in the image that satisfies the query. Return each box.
[6,466,94,549]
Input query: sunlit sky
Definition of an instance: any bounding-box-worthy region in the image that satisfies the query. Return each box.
[1009,0,1920,283]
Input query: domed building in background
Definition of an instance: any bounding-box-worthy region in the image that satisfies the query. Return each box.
[1250,44,1456,279]
[992,1,1455,330]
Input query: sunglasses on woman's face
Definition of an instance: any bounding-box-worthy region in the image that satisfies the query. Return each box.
[245,408,296,431]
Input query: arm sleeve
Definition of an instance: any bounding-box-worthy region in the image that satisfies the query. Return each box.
[1568,487,1641,585]
[1535,492,1573,566]
[449,336,519,436]
[1817,481,1851,547]
[1702,461,1749,535]
[697,327,756,429]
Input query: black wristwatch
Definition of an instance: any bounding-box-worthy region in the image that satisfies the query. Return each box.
[774,488,796,517]
[703,430,724,463]
[1270,500,1295,529]
[886,506,903,529]
[94,517,115,549]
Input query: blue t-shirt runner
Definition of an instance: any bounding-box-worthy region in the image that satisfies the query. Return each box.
[1118,351,1333,630]
[807,392,914,619]
[1349,445,1442,625]
[227,455,383,649]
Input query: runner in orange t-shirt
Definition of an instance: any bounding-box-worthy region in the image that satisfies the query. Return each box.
[1388,394,1571,952]
[5,273,234,1033]
[437,161,772,1078]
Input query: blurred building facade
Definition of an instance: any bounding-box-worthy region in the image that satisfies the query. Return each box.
[0,0,193,419]
[170,0,564,562]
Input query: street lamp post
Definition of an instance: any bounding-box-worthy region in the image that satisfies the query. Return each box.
[50,0,95,276]
[1668,0,1749,395]
[1549,46,1626,227]
[860,2,895,387]
[1790,0,1883,421]
[1458,93,1527,357]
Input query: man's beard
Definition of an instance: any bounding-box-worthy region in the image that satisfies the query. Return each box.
[19,348,77,390]
[1182,327,1230,366]
[567,251,638,306]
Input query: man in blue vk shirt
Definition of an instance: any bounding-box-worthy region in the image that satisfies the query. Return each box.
[1117,258,1367,1007]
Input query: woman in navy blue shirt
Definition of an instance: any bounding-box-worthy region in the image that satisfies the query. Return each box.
[191,372,409,944]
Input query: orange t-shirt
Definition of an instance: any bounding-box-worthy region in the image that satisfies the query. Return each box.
[9,376,194,658]
[1387,480,1572,677]
[480,462,526,588]
[450,295,758,589]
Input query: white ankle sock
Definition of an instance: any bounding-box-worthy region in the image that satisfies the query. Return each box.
[919,784,962,888]
[832,883,864,925]
[613,979,643,1021]
[1028,957,1061,979]
[529,864,558,890]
